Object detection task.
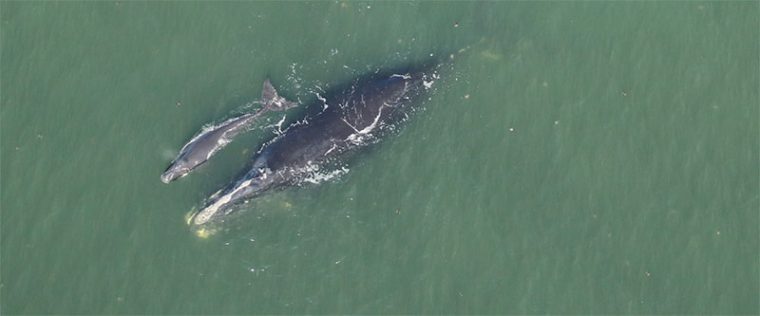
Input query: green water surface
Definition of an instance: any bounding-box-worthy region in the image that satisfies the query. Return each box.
[1,1,758,314]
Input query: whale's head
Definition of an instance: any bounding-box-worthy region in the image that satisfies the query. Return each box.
[188,155,278,226]
[160,158,191,183]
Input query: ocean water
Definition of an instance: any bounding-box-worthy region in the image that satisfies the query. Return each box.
[1,1,757,314]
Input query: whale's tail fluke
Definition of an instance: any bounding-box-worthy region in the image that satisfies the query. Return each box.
[261,79,298,111]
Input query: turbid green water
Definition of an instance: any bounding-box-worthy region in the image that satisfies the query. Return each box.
[1,1,758,314]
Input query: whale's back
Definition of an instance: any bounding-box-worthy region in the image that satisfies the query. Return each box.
[262,69,432,174]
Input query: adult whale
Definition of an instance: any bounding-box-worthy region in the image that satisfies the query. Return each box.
[189,61,440,226]
[161,80,297,183]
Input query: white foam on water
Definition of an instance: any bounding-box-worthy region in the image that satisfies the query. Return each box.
[274,115,287,134]
[302,165,350,184]
[344,105,384,145]
[315,93,327,104]
[287,63,304,90]
[314,92,329,111]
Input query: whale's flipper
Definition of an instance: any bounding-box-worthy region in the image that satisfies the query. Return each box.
[261,79,298,111]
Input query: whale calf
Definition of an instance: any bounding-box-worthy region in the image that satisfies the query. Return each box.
[161,80,297,183]
[189,62,439,226]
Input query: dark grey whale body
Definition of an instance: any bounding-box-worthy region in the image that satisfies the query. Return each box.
[161,80,296,183]
[190,62,439,226]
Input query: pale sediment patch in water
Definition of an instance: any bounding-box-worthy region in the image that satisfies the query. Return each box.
[185,210,219,239]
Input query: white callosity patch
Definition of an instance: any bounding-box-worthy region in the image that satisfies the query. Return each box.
[193,178,253,225]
